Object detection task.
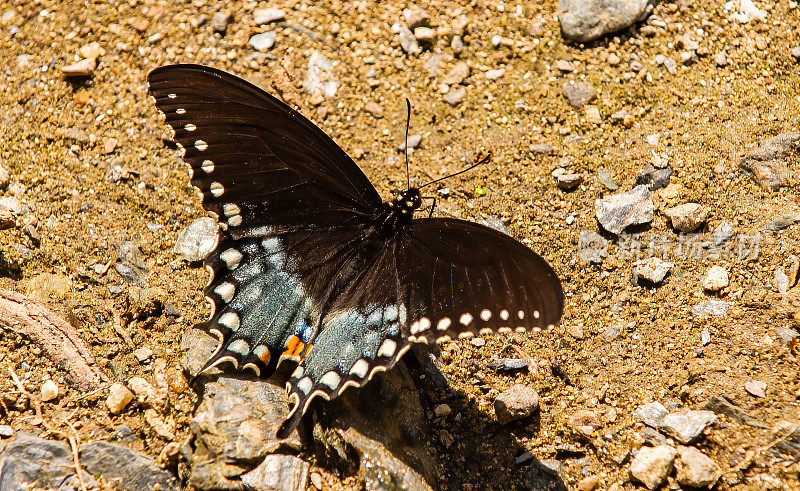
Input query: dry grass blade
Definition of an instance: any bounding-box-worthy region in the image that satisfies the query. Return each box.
[511,345,538,378]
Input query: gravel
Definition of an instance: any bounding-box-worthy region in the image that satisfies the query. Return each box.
[595,185,654,235]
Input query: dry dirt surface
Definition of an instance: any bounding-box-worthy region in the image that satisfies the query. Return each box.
[1,0,799,489]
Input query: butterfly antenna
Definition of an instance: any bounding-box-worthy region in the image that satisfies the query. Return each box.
[404,98,411,191]
[419,151,493,189]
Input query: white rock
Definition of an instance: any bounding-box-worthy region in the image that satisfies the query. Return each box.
[629,445,677,489]
[663,203,709,233]
[253,8,285,25]
[241,454,309,490]
[61,58,96,76]
[303,51,338,98]
[658,410,717,444]
[634,401,668,428]
[249,31,276,51]
[702,266,729,291]
[634,257,674,284]
[40,380,59,402]
[485,69,505,80]
[106,382,134,414]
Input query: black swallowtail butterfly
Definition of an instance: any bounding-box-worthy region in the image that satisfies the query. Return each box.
[148,64,564,438]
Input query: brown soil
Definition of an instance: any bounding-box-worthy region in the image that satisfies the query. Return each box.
[1,0,799,489]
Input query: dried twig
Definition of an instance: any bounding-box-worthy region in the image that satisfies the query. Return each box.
[511,345,539,378]
[0,289,107,390]
[8,367,88,491]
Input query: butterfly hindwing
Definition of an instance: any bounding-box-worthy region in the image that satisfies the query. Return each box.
[397,218,564,344]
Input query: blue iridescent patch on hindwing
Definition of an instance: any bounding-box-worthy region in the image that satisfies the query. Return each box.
[199,232,314,377]
[278,303,409,435]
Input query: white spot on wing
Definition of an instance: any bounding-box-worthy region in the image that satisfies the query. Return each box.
[176,108,186,114]
[209,182,224,197]
[168,93,176,99]
[228,214,242,227]
[320,371,341,390]
[419,317,431,331]
[534,310,540,319]
[201,160,214,173]
[185,123,197,132]
[437,317,451,331]
[297,377,313,394]
[458,332,474,339]
[377,339,397,358]
[218,312,240,331]
[214,282,235,303]
[219,248,243,269]
[291,366,305,379]
[349,359,369,378]
[500,310,509,321]
[518,310,524,320]
[195,140,208,151]
[223,203,241,216]
[459,313,473,325]
[228,339,249,355]
[480,309,491,321]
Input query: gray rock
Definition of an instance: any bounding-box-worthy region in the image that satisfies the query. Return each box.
[79,440,178,490]
[398,134,422,152]
[181,328,220,378]
[634,257,673,284]
[488,358,529,372]
[629,445,677,490]
[597,167,619,190]
[442,62,469,85]
[740,132,799,189]
[477,216,510,235]
[253,8,285,25]
[763,213,800,232]
[658,410,717,444]
[562,81,597,108]
[174,217,218,262]
[249,31,276,51]
[775,268,790,293]
[211,11,231,32]
[558,0,654,42]
[443,87,466,106]
[240,454,309,490]
[692,300,729,317]
[303,51,338,98]
[675,446,720,488]
[0,433,94,490]
[664,203,709,233]
[523,458,567,491]
[494,384,539,424]
[594,185,654,235]
[635,163,672,191]
[634,401,669,428]
[577,230,608,264]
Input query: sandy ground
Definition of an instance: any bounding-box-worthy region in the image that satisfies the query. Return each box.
[1,0,799,489]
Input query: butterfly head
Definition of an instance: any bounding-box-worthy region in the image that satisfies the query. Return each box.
[396,188,422,215]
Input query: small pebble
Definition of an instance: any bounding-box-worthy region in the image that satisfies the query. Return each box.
[675,446,721,488]
[488,358,528,372]
[0,165,8,189]
[634,257,674,284]
[569,409,601,437]
[555,59,575,72]
[635,401,669,428]
[774,268,789,294]
[556,172,582,190]
[562,81,597,108]
[364,102,383,118]
[494,384,539,424]
[607,53,621,65]
[692,300,729,317]
[413,26,436,44]
[133,347,154,362]
[595,185,654,235]
[664,203,709,233]
[658,410,717,444]
[577,474,600,491]
[792,47,800,60]
[630,445,677,490]
[529,143,553,155]
[249,31,276,51]
[442,62,469,85]
[702,266,729,292]
[128,376,166,411]
[402,7,428,29]
[485,69,505,80]
[597,167,618,190]
[210,11,231,32]
[701,329,711,346]
[104,138,118,154]
[106,382,134,414]
[397,134,421,152]
[714,51,728,66]
[310,472,323,489]
[40,379,59,402]
[253,8,285,25]
[128,17,150,32]
[744,380,767,398]
[443,87,466,106]
[0,425,12,438]
[61,58,96,77]
[434,404,452,417]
